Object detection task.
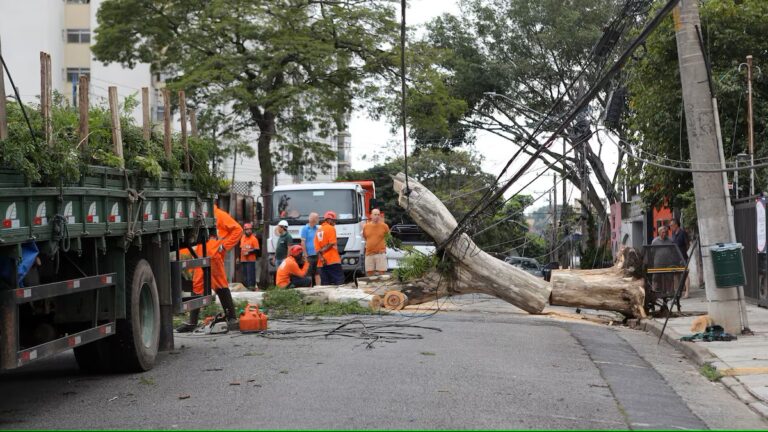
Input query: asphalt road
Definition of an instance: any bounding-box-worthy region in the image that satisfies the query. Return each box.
[1,309,766,430]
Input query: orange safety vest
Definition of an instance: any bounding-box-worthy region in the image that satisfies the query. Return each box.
[314,222,341,266]
[240,234,260,262]
[275,256,310,288]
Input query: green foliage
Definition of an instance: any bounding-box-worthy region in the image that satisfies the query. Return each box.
[699,363,722,382]
[625,0,768,207]
[262,288,373,318]
[0,94,224,194]
[93,0,399,193]
[393,252,438,282]
[341,147,541,258]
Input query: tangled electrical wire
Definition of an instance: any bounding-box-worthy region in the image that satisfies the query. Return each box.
[245,318,443,350]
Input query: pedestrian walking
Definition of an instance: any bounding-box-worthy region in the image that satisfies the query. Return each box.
[650,225,680,297]
[314,211,344,285]
[176,206,243,332]
[273,219,292,269]
[239,223,260,290]
[669,218,691,297]
[362,208,389,276]
[300,212,320,286]
[275,245,312,288]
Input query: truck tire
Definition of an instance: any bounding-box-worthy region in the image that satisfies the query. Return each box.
[110,258,161,372]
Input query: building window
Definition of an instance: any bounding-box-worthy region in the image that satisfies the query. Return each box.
[65,0,90,4]
[66,68,90,83]
[66,29,91,44]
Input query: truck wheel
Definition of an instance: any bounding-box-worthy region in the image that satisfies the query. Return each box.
[110,258,161,372]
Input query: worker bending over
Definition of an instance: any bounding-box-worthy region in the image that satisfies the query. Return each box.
[275,245,312,288]
[176,206,243,332]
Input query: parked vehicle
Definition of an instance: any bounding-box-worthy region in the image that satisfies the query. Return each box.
[504,256,544,278]
[0,167,217,372]
[386,224,436,270]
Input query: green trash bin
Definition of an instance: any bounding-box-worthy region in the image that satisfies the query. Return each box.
[709,243,746,288]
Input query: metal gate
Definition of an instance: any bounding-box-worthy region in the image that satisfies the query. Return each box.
[733,198,766,304]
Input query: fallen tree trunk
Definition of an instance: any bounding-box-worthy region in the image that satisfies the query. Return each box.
[549,269,645,318]
[391,173,551,314]
[388,173,645,318]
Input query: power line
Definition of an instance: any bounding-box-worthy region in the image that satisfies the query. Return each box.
[439,0,682,252]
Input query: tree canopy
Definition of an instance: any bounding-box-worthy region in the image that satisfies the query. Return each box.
[339,148,546,259]
[624,0,768,213]
[92,0,400,284]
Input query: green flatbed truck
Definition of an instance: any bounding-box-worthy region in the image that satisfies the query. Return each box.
[0,166,216,372]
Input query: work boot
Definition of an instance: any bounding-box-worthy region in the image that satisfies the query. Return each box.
[217,288,239,331]
[175,309,200,333]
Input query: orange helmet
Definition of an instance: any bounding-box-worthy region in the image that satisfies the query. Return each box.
[289,245,304,257]
[324,211,337,220]
[243,223,253,229]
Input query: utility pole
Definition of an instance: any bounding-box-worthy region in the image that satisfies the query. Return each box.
[746,55,755,196]
[141,87,151,142]
[674,0,744,333]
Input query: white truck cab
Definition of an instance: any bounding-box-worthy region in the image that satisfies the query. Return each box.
[266,182,370,275]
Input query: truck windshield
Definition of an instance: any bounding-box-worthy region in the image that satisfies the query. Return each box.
[272,190,357,223]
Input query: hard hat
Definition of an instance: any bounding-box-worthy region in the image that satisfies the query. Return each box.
[324,211,337,220]
[278,220,289,228]
[244,223,253,229]
[289,245,304,257]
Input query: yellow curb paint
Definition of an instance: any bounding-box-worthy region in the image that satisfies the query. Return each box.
[721,367,768,377]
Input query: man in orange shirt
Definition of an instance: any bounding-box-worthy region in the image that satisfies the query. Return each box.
[177,206,243,332]
[314,211,344,285]
[275,245,311,288]
[239,223,260,290]
[362,208,390,276]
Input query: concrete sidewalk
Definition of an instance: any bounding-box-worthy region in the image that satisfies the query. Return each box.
[642,288,768,418]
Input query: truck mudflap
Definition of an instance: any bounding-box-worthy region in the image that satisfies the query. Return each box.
[1,273,117,370]
[170,257,213,314]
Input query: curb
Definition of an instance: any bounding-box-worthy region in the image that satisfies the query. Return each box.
[640,318,768,421]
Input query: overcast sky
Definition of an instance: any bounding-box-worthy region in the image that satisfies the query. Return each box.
[348,0,620,211]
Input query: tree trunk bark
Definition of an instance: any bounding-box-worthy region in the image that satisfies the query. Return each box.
[549,268,645,318]
[254,110,276,289]
[392,173,552,314]
[382,174,646,318]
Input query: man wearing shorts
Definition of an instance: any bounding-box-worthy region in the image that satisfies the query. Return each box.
[362,208,389,276]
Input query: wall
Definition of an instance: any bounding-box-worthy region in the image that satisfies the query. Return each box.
[0,0,65,104]
[89,0,152,122]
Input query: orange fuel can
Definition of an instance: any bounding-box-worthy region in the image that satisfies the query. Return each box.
[240,304,269,332]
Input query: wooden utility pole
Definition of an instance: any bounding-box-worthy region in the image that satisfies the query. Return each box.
[178,90,190,171]
[40,52,52,147]
[746,55,755,196]
[141,87,151,142]
[189,108,198,138]
[162,88,172,159]
[674,0,743,333]
[78,76,89,152]
[0,37,7,141]
[108,86,124,166]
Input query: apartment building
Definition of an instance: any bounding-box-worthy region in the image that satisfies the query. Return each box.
[0,0,158,123]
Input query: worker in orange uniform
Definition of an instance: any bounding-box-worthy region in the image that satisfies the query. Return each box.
[176,205,243,332]
[275,245,312,288]
[314,211,345,285]
[239,223,260,290]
